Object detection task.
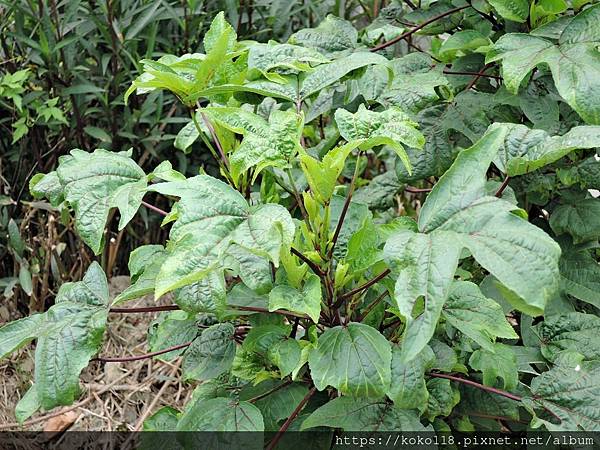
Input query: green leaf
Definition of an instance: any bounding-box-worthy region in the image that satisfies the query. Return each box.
[524,357,600,430]
[487,5,600,124]
[550,198,600,244]
[299,51,388,100]
[424,378,460,421]
[15,386,40,423]
[299,141,361,203]
[289,15,357,56]
[439,30,491,60]
[387,344,435,410]
[174,120,199,153]
[240,382,309,431]
[487,0,529,22]
[442,281,518,351]
[0,263,109,410]
[203,107,303,183]
[182,323,235,381]
[36,149,147,254]
[469,344,518,390]
[301,396,429,431]
[203,11,236,54]
[150,175,295,297]
[378,54,449,113]
[30,171,64,206]
[113,245,167,305]
[248,42,328,81]
[537,312,600,363]
[493,123,600,176]
[143,406,180,431]
[269,273,321,323]
[334,105,424,172]
[177,397,264,431]
[268,339,302,378]
[148,310,199,361]
[559,244,600,309]
[383,230,461,362]
[308,322,391,397]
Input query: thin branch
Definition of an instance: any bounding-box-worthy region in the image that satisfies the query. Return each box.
[266,387,317,450]
[232,305,311,320]
[94,342,192,363]
[443,69,502,80]
[141,201,168,217]
[291,247,324,276]
[336,268,392,306]
[248,380,293,403]
[495,176,511,197]
[405,186,432,193]
[428,373,522,402]
[109,305,180,314]
[356,290,389,322]
[328,153,362,260]
[464,62,494,91]
[370,5,471,52]
[201,111,230,169]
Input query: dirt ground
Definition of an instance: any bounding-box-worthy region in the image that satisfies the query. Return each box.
[0,276,193,432]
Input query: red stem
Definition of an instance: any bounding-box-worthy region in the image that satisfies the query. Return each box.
[266,387,317,450]
[141,201,168,217]
[109,305,180,313]
[336,268,391,306]
[495,176,511,197]
[94,341,192,363]
[429,372,522,402]
[405,186,432,193]
[370,5,471,52]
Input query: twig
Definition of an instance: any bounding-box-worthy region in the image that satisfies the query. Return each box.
[109,305,180,314]
[0,369,133,430]
[248,380,293,403]
[328,153,362,260]
[232,305,311,320]
[464,63,494,91]
[291,247,324,276]
[404,186,432,193]
[94,342,192,363]
[495,176,510,197]
[428,373,522,402]
[130,359,182,432]
[141,201,168,217]
[266,387,317,450]
[336,269,391,305]
[443,69,502,80]
[201,111,230,169]
[356,291,389,322]
[370,5,470,52]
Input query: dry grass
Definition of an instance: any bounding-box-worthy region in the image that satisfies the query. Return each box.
[0,276,194,431]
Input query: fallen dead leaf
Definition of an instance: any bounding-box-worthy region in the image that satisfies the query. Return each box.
[43,410,79,432]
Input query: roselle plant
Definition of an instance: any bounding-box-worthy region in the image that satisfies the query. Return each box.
[3,3,600,441]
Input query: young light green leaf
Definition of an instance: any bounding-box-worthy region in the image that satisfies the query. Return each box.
[203,107,303,183]
[150,175,295,297]
[268,273,321,323]
[334,105,425,172]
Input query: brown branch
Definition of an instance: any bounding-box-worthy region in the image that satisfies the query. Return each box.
[336,268,392,306]
[328,154,362,260]
[464,62,494,91]
[232,305,311,320]
[94,342,192,363]
[356,290,389,322]
[443,70,502,80]
[428,372,522,402]
[141,200,168,217]
[291,247,324,276]
[266,387,317,450]
[109,305,180,314]
[248,380,293,403]
[495,176,510,197]
[404,186,432,193]
[370,5,471,52]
